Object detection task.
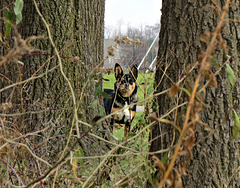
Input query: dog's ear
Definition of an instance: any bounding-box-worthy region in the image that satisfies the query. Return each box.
[130,65,138,80]
[114,63,123,79]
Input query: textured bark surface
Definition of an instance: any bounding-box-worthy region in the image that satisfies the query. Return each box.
[151,0,240,187]
[1,0,105,156]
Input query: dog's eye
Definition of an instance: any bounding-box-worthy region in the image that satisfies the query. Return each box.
[128,78,133,83]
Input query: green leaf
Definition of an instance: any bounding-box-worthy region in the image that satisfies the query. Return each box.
[226,64,236,87]
[180,87,191,97]
[99,106,105,116]
[153,101,158,112]
[232,110,240,139]
[14,0,24,24]
[5,9,13,38]
[15,13,22,24]
[17,60,24,65]
[75,148,84,166]
[161,152,168,164]
[88,99,98,109]
[146,172,153,185]
[14,0,24,15]
[92,142,99,148]
[75,148,84,158]
[100,91,112,99]
[94,83,102,97]
[141,164,146,171]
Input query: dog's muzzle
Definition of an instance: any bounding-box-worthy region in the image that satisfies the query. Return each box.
[121,83,131,92]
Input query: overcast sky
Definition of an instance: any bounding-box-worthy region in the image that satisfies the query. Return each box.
[105,0,162,30]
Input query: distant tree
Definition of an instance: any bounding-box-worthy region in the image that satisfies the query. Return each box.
[105,25,113,39]
[120,26,146,68]
[144,23,160,40]
[150,0,240,187]
[105,22,160,69]
[117,18,124,36]
[114,24,159,69]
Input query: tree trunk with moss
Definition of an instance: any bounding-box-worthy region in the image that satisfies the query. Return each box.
[1,0,105,175]
[150,0,240,187]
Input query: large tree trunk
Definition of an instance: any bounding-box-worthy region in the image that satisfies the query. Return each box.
[20,0,105,156]
[0,0,105,186]
[150,0,240,187]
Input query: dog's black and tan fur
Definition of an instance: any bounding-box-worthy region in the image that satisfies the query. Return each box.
[104,63,138,137]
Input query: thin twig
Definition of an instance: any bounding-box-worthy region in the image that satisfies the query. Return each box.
[0,65,59,93]
[4,138,52,167]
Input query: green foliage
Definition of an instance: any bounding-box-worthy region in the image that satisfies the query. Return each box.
[225,65,239,140]
[5,9,13,37]
[232,110,240,139]
[88,99,98,109]
[4,0,24,38]
[226,64,236,87]
[14,0,24,24]
[104,111,151,186]
[99,106,105,116]
[17,60,24,65]
[75,147,84,166]
[100,91,112,99]
[94,82,102,97]
[89,81,108,118]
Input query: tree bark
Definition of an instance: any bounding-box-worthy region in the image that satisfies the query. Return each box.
[150,0,240,187]
[1,0,105,185]
[20,0,105,123]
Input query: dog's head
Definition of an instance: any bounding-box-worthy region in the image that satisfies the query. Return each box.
[114,63,138,98]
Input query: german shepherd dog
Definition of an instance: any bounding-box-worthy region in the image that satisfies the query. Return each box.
[104,63,138,137]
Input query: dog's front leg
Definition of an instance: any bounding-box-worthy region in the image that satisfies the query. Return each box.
[124,120,131,137]
[110,118,115,134]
